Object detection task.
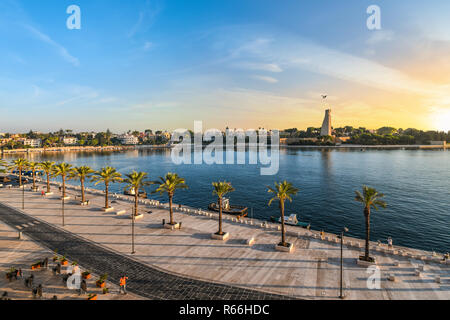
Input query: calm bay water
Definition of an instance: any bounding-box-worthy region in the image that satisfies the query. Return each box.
[8,148,450,253]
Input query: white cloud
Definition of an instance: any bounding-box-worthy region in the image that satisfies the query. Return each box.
[24,24,80,67]
[237,62,283,73]
[366,30,394,46]
[251,75,278,83]
[143,41,153,51]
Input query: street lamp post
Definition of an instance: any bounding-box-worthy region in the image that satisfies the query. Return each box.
[339,227,349,299]
[62,195,65,227]
[22,180,25,210]
[131,206,136,254]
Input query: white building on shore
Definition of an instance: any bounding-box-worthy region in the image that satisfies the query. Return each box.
[63,137,78,145]
[24,139,42,148]
[118,134,139,145]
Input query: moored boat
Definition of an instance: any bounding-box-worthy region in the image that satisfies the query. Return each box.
[208,197,248,216]
[270,214,310,228]
[124,187,147,199]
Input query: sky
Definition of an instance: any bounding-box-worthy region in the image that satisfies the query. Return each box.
[1,0,450,133]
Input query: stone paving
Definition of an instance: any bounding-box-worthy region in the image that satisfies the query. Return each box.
[0,220,142,300]
[0,201,286,300]
[0,182,449,300]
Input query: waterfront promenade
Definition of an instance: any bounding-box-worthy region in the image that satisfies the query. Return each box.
[0,184,449,300]
[0,219,142,300]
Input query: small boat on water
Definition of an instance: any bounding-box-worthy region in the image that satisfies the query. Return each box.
[208,198,248,216]
[270,214,310,228]
[124,187,147,199]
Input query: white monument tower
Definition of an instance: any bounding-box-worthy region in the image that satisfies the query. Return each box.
[320,95,332,136]
[320,109,332,136]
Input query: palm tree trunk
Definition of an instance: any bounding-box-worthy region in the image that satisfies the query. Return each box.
[62,177,66,198]
[19,169,22,187]
[105,183,109,209]
[218,197,223,235]
[134,188,139,217]
[81,178,85,203]
[364,207,371,260]
[32,171,36,190]
[169,193,174,225]
[46,173,50,193]
[280,199,286,246]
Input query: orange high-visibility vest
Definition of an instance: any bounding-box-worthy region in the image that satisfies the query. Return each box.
[120,277,127,286]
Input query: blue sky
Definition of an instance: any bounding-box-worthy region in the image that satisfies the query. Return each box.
[1,0,450,133]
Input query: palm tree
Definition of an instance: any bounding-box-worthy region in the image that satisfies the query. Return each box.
[91,167,122,209]
[355,186,387,262]
[52,163,73,198]
[69,166,94,204]
[123,171,152,254]
[123,171,152,217]
[212,181,235,236]
[40,161,55,194]
[267,181,299,247]
[153,173,188,226]
[0,159,7,175]
[10,158,29,187]
[28,162,40,191]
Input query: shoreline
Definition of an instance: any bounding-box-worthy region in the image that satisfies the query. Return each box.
[23,179,450,256]
[1,143,447,155]
[0,144,170,155]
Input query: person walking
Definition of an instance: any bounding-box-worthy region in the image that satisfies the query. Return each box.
[387,237,393,249]
[37,284,43,299]
[119,276,128,295]
[79,279,87,295]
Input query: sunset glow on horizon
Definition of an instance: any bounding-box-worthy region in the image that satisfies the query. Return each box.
[1,0,450,133]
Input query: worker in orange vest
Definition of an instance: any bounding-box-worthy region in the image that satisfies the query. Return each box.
[119,276,128,295]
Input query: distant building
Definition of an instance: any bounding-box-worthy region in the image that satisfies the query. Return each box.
[118,134,139,145]
[24,139,42,148]
[63,137,78,145]
[320,109,332,136]
[0,138,12,146]
[430,141,447,146]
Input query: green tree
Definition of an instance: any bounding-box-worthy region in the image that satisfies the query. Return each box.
[123,171,152,217]
[27,162,41,190]
[0,159,7,174]
[40,161,55,193]
[91,167,122,209]
[52,163,73,198]
[69,166,95,204]
[267,181,299,247]
[153,173,188,226]
[10,158,29,187]
[212,181,235,236]
[354,186,387,262]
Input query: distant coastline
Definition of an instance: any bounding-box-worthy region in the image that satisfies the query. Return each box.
[281,144,448,150]
[0,144,170,155]
[1,143,447,156]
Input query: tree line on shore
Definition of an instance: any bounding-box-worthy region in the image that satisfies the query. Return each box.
[283,126,450,145]
[0,158,386,262]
